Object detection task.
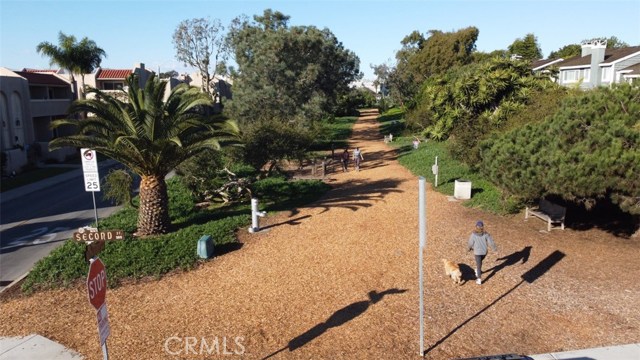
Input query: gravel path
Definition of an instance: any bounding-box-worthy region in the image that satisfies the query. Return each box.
[1,109,639,359]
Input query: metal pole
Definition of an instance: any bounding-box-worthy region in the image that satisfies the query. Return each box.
[92,191,99,230]
[101,342,109,360]
[418,177,426,356]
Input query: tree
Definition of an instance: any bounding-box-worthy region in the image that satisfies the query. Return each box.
[226,9,361,169]
[173,17,228,98]
[36,32,106,99]
[508,33,543,61]
[480,83,640,218]
[389,27,479,105]
[603,36,630,49]
[549,44,581,59]
[49,74,239,236]
[227,9,362,125]
[159,70,179,79]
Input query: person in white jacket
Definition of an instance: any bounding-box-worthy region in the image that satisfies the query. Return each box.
[468,220,498,285]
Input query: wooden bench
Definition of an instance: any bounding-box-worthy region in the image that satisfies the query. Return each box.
[525,199,566,231]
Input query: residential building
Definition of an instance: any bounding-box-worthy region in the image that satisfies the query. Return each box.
[0,67,76,174]
[555,40,640,89]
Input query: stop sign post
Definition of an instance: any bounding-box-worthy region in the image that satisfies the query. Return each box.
[87,257,110,359]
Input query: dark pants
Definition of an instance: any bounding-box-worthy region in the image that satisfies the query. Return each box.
[474,254,486,278]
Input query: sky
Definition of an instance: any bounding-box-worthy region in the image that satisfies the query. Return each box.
[1,0,639,81]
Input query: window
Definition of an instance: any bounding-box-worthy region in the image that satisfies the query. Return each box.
[563,70,580,82]
[102,82,124,90]
[583,69,590,82]
[601,67,612,82]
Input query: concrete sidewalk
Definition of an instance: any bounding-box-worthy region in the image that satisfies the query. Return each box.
[528,343,640,360]
[1,335,637,359]
[0,334,83,359]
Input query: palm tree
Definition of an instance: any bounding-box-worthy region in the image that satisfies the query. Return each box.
[49,74,239,236]
[36,32,106,99]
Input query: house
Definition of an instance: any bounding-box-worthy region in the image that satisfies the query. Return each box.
[556,39,640,89]
[0,67,76,174]
[1,62,228,174]
[84,63,153,93]
[0,63,157,174]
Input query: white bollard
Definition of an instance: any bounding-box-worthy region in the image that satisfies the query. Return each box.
[248,198,266,233]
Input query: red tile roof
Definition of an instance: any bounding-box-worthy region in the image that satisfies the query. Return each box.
[97,69,132,79]
[16,71,69,86]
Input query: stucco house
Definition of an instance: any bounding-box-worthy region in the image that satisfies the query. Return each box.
[0,63,160,175]
[0,67,77,174]
[555,40,640,89]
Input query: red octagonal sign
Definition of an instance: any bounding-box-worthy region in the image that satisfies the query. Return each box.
[87,257,107,310]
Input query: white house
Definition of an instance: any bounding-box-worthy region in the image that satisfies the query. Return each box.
[556,40,640,89]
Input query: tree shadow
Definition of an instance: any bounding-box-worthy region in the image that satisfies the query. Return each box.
[301,178,405,215]
[261,215,312,230]
[424,251,565,356]
[263,288,407,359]
[483,246,532,283]
[562,197,639,238]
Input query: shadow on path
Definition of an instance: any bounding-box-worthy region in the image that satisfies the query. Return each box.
[424,251,566,356]
[263,288,407,359]
[483,246,532,283]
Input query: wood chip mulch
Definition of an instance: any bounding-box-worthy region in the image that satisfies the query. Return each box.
[1,109,639,359]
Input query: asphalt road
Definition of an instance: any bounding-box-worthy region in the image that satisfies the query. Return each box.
[0,162,124,290]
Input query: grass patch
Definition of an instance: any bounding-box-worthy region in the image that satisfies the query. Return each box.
[379,110,520,215]
[378,108,406,139]
[0,167,76,192]
[22,175,330,293]
[311,116,358,151]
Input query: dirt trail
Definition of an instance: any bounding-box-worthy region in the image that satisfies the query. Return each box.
[1,109,638,359]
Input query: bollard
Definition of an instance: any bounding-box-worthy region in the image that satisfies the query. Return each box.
[248,198,267,233]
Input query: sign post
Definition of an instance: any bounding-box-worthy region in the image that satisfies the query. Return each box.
[418,177,426,356]
[81,148,100,229]
[87,257,110,360]
[431,156,439,188]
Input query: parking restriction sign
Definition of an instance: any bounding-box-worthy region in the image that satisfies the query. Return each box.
[81,148,100,192]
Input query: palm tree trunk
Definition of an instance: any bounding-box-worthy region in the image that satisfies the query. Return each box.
[136,175,171,236]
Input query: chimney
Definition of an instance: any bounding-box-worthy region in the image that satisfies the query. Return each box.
[581,39,607,87]
[135,63,145,70]
[581,39,607,60]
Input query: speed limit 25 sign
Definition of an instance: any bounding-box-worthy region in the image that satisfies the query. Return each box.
[81,148,100,192]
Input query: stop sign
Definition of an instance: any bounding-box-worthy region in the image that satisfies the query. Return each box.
[87,257,107,310]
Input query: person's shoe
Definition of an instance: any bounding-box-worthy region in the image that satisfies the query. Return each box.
[476,278,482,285]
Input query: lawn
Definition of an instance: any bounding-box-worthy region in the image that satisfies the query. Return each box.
[377,108,521,215]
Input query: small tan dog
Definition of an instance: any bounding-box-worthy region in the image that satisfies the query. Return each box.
[442,259,462,284]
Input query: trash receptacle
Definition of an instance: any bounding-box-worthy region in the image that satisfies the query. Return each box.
[454,179,472,200]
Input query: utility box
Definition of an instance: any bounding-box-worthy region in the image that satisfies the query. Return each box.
[454,179,472,200]
[197,235,214,259]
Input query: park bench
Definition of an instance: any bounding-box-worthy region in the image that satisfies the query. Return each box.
[525,199,566,231]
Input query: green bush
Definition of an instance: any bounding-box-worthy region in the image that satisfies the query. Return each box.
[480,83,640,214]
[22,174,331,293]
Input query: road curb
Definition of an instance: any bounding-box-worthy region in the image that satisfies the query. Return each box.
[0,271,29,296]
